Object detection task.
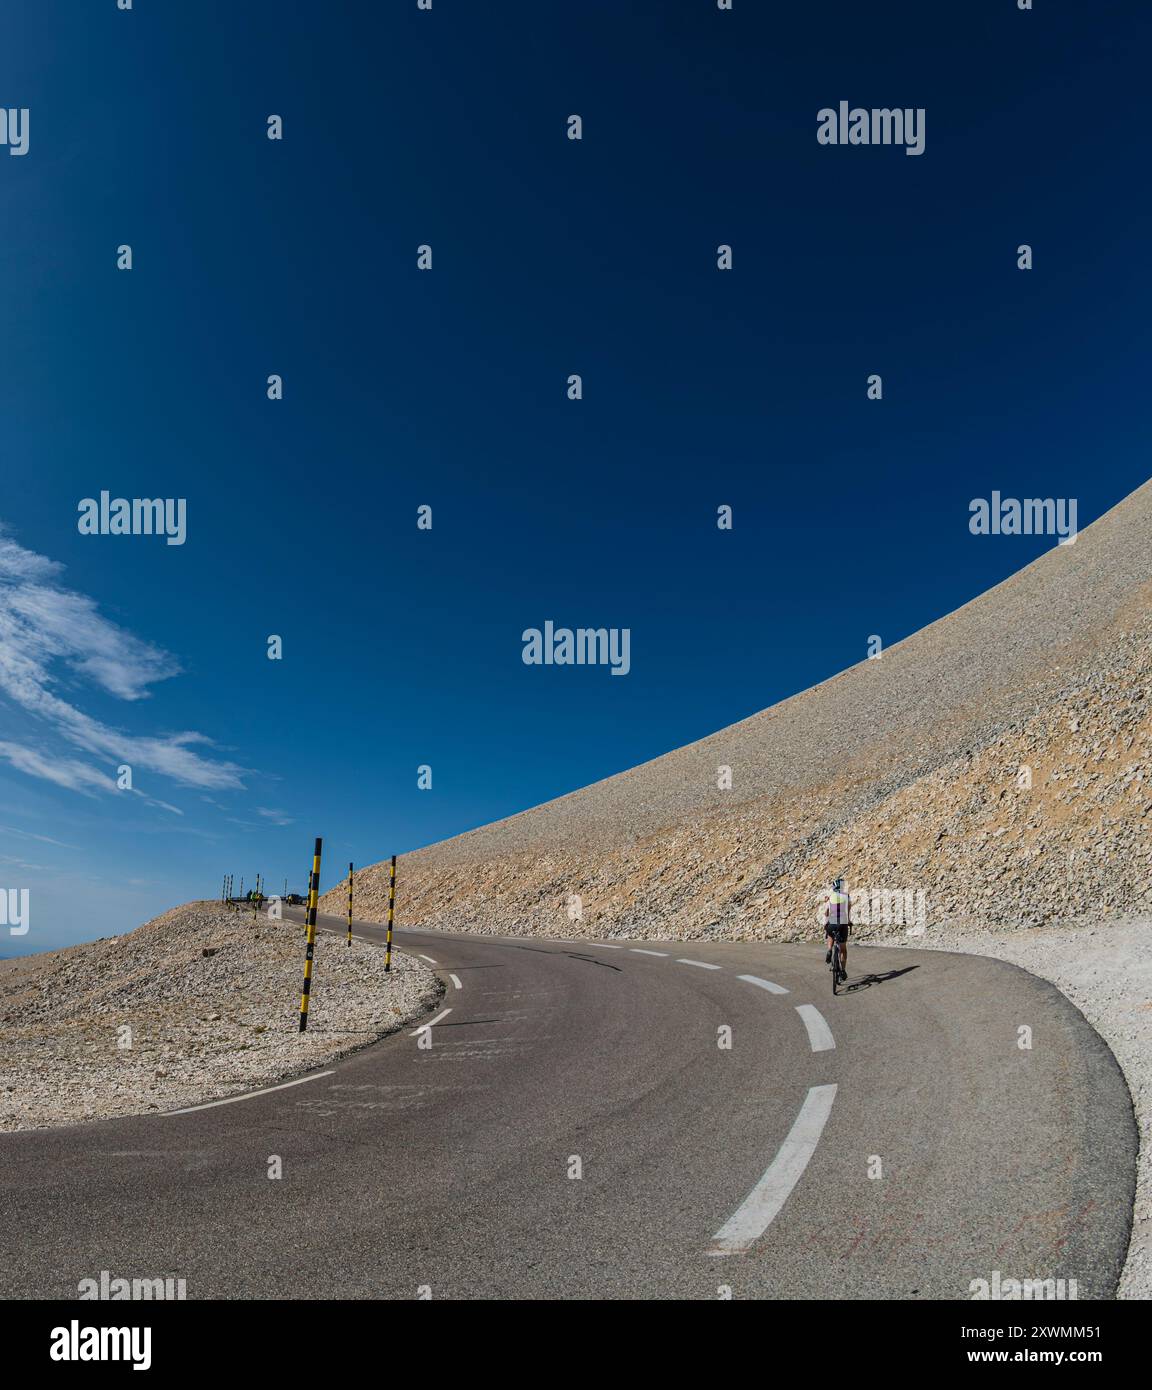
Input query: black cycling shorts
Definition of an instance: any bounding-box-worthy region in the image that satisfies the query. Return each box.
[826,924,849,943]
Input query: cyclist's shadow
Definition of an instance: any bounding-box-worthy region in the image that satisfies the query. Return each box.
[843,965,919,993]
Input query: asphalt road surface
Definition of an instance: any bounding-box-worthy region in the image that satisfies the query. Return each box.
[0,911,1136,1300]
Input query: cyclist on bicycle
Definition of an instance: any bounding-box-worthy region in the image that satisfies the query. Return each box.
[822,877,851,977]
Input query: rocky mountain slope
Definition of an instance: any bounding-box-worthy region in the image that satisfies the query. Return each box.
[0,902,439,1130]
[324,480,1152,942]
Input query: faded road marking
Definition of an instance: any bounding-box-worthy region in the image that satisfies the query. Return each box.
[708,1084,838,1255]
[449,974,463,990]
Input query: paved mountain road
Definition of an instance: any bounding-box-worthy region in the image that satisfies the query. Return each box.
[0,912,1136,1300]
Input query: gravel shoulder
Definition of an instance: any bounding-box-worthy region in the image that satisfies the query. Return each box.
[0,901,442,1131]
[890,918,1150,1300]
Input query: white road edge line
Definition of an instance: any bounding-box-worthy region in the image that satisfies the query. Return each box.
[168,1071,336,1116]
[676,958,722,970]
[738,973,790,996]
[708,1084,838,1255]
[449,974,463,990]
[631,948,669,957]
[411,1007,453,1036]
[795,1004,836,1052]
[419,954,438,964]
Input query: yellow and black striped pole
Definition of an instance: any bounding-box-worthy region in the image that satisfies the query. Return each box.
[384,854,396,972]
[252,873,260,920]
[299,837,323,1033]
[346,863,353,947]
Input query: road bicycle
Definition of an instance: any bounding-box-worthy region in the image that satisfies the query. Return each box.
[829,936,847,995]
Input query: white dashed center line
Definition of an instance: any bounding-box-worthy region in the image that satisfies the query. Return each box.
[631,948,669,957]
[737,973,790,995]
[418,954,438,964]
[410,1008,453,1036]
[708,1084,838,1254]
[449,974,463,990]
[795,1004,836,1052]
[676,958,722,970]
[168,1071,336,1115]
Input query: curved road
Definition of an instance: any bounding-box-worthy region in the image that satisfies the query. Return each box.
[0,911,1136,1300]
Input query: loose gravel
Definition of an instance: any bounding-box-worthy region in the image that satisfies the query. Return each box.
[324,481,1152,943]
[0,901,441,1131]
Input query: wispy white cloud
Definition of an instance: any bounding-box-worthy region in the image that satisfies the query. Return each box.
[0,823,78,849]
[256,807,294,826]
[0,741,114,794]
[0,854,47,872]
[0,530,244,795]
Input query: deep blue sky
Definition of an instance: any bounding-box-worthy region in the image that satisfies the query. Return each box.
[1,1,1149,952]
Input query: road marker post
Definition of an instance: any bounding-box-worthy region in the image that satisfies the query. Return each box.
[385,854,396,972]
[347,862,353,947]
[252,873,261,921]
[302,855,313,930]
[299,838,323,1033]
